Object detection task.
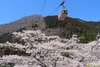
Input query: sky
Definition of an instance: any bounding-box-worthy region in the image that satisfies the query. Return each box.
[0,0,100,24]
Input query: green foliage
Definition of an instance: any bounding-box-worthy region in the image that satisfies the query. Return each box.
[0,33,12,43]
[0,16,99,43]
[45,16,99,43]
[16,27,27,32]
[44,16,58,28]
[0,63,14,67]
[86,64,100,67]
[86,64,91,67]
[77,31,97,43]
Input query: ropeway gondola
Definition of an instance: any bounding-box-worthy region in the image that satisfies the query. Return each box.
[58,0,68,21]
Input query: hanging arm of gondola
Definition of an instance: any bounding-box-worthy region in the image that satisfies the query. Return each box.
[58,0,68,21]
[59,0,65,7]
[59,1,64,6]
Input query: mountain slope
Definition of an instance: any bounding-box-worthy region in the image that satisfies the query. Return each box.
[0,15,100,43]
[0,15,46,34]
[45,15,100,43]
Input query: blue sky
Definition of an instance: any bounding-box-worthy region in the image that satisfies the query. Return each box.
[0,0,100,24]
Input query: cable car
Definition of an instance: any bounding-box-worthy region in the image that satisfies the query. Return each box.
[42,0,68,21]
[58,9,68,21]
[58,0,68,21]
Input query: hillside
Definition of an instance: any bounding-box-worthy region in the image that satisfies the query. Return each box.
[0,15,100,43]
[45,15,100,43]
[0,15,100,67]
[45,15,98,31]
[0,15,45,34]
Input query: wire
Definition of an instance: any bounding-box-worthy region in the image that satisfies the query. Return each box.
[41,0,67,15]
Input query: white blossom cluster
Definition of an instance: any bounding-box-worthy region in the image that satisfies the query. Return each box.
[0,30,100,67]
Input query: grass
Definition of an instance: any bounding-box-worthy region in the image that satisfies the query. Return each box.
[86,64,100,67]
